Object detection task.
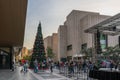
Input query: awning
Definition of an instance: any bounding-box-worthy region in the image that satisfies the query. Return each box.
[0,0,28,47]
[73,54,85,57]
[84,13,120,36]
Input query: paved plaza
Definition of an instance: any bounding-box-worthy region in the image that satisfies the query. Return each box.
[0,66,90,80]
[0,67,38,80]
[0,66,71,80]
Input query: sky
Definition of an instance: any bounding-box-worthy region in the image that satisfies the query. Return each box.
[24,0,120,49]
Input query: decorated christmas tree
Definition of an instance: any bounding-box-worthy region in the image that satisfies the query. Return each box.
[30,22,46,68]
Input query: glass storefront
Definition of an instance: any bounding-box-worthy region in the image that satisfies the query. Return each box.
[100,34,107,51]
[0,47,11,69]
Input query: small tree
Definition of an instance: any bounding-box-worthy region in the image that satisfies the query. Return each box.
[46,47,54,59]
[23,55,32,61]
[103,47,114,55]
[102,45,120,61]
[81,47,92,57]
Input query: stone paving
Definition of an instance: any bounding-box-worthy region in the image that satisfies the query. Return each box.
[0,67,71,80]
[0,66,91,80]
[30,69,71,80]
[52,68,88,80]
[0,67,38,80]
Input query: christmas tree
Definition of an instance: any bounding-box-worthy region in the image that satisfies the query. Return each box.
[30,22,46,68]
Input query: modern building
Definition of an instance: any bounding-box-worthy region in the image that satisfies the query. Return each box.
[58,10,113,61]
[21,47,28,59]
[0,0,28,69]
[28,49,33,56]
[52,33,59,61]
[44,36,52,55]
[85,13,120,59]
[58,25,67,61]
[44,33,59,62]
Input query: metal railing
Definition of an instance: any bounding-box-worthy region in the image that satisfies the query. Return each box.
[57,65,97,80]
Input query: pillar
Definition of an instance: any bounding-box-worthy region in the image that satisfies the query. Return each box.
[9,47,14,69]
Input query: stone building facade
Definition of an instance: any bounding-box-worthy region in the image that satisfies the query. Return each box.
[21,47,28,59]
[58,10,115,60]
[44,33,59,62]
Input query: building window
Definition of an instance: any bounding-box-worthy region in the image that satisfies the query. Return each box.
[67,45,72,51]
[81,43,87,50]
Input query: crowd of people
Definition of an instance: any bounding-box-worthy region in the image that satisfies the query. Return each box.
[54,60,98,73]
[19,58,120,74]
[54,59,120,73]
[20,60,29,73]
[99,59,120,71]
[32,59,54,73]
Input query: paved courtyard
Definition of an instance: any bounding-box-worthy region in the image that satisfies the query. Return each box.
[0,67,38,80]
[30,68,71,80]
[0,66,92,80]
[0,67,71,80]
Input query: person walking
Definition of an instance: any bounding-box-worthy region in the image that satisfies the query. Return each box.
[50,61,54,73]
[57,61,60,70]
[34,59,38,73]
[69,61,74,74]
[42,62,45,71]
[82,60,87,72]
[11,61,14,71]
[23,61,29,73]
[110,60,114,71]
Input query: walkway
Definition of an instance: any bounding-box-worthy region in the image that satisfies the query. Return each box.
[0,67,71,80]
[0,67,38,80]
[30,69,71,80]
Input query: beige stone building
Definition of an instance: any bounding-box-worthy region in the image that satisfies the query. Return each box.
[44,33,59,62]
[44,36,52,57]
[58,25,67,60]
[21,47,28,59]
[28,49,33,56]
[58,10,114,61]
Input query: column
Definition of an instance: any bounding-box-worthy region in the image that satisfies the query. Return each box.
[93,30,102,62]
[9,47,13,69]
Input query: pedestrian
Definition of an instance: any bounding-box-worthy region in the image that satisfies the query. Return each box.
[42,62,45,71]
[110,60,114,71]
[34,59,38,73]
[50,61,54,73]
[114,62,119,71]
[88,61,93,70]
[23,61,28,73]
[57,61,60,70]
[69,61,74,74]
[11,61,14,71]
[82,60,87,72]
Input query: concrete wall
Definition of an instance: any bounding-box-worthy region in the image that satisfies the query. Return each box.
[44,33,59,62]
[58,10,111,60]
[58,25,67,59]
[44,36,52,57]
[52,33,59,61]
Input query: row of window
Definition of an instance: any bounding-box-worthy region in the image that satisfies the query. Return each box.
[66,34,107,51]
